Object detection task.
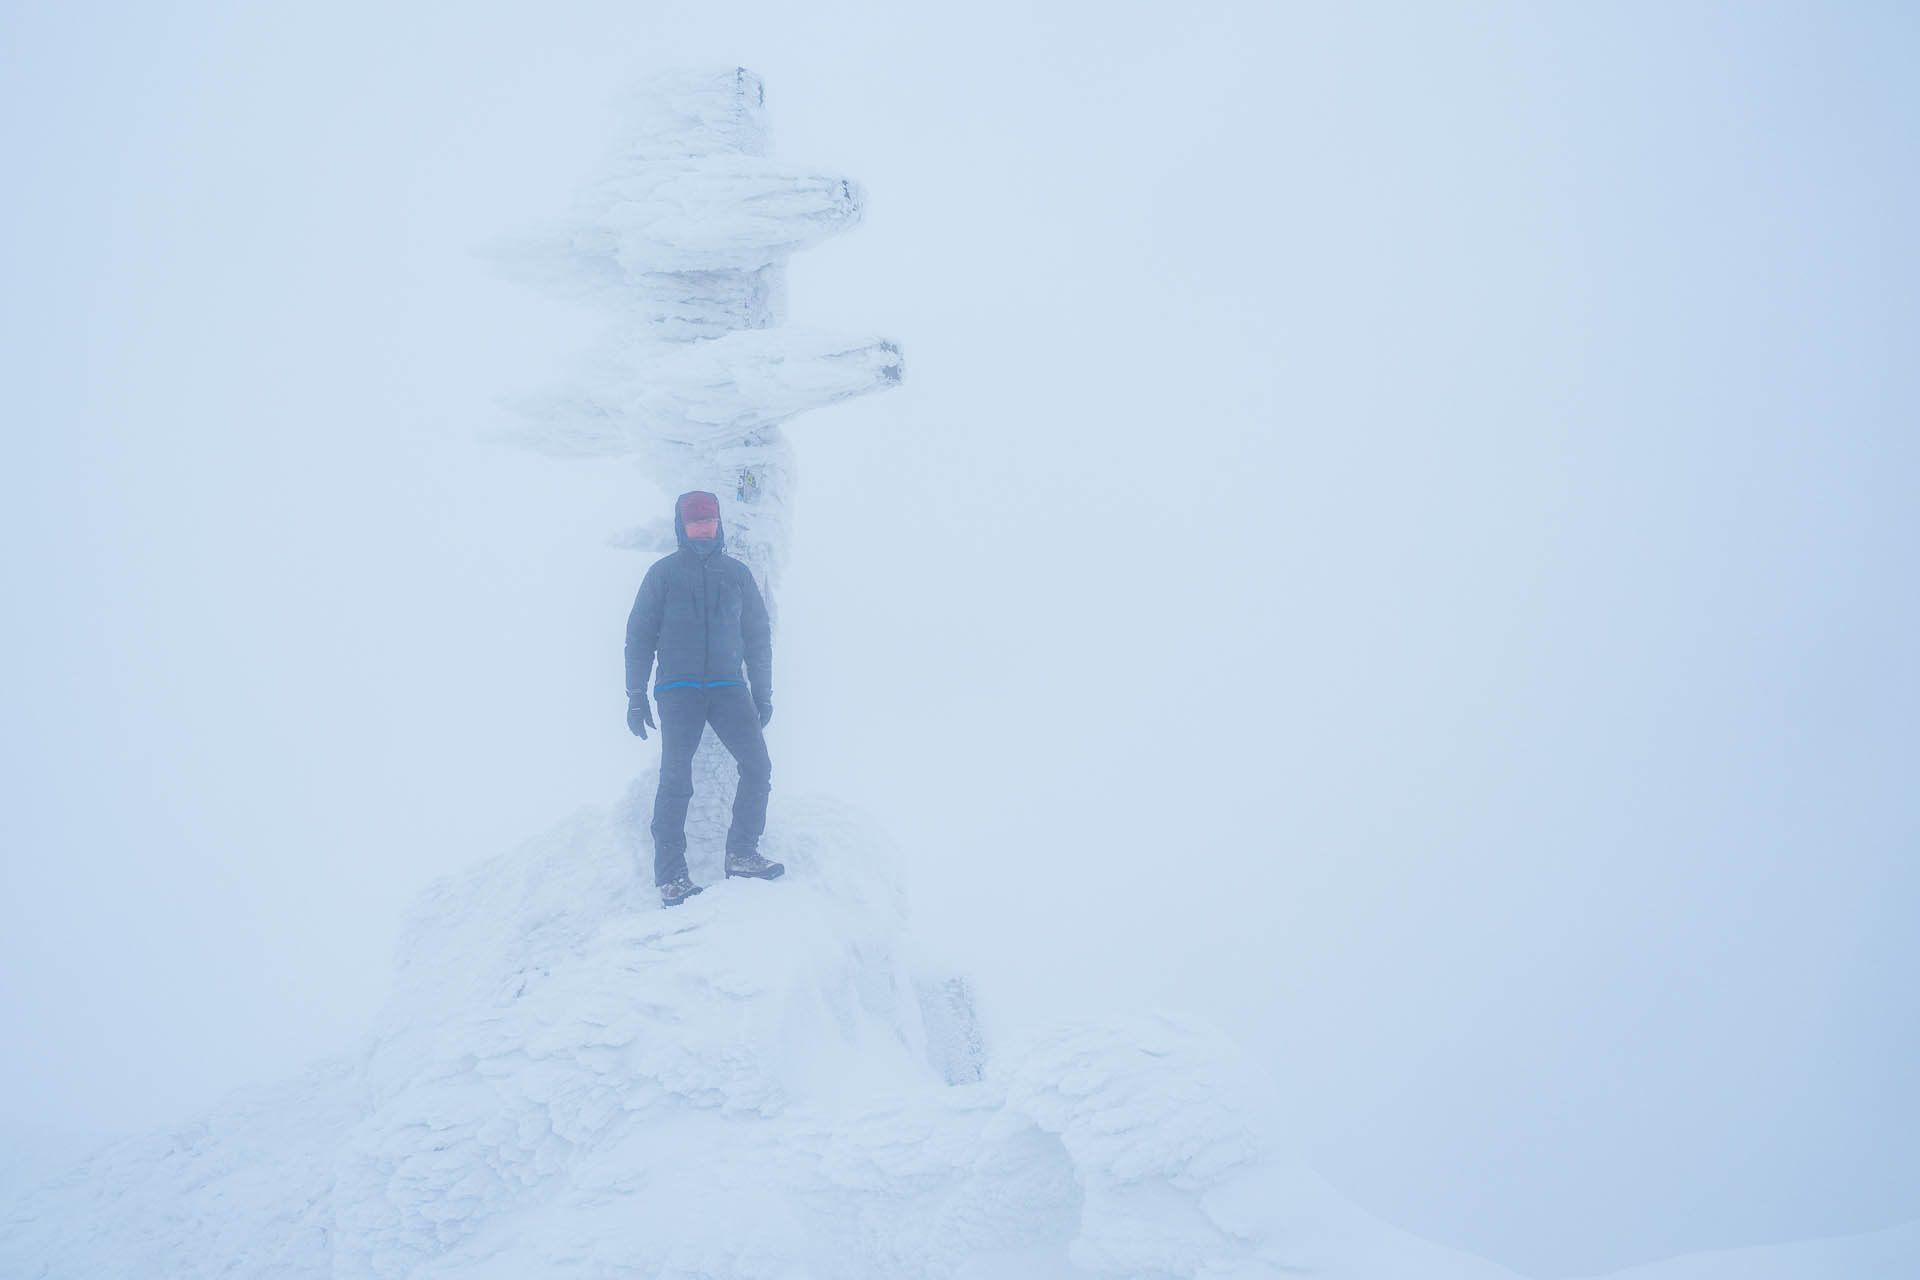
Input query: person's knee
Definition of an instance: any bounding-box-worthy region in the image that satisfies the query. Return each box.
[737,752,771,789]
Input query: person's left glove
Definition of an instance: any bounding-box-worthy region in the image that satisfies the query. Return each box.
[754,694,773,729]
[627,691,656,739]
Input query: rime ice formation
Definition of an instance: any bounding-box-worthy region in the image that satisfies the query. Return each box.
[0,794,1509,1280]
[520,328,901,463]
[6,791,1915,1276]
[498,67,901,873]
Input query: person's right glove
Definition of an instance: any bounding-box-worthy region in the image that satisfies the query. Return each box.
[627,691,656,739]
[754,694,773,729]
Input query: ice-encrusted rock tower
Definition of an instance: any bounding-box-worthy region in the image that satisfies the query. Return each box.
[503,67,902,876]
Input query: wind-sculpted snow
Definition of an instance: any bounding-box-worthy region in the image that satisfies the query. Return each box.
[495,156,865,338]
[6,794,1914,1277]
[0,792,1483,1280]
[326,794,932,1278]
[509,328,904,459]
[587,157,865,276]
[516,70,860,283]
[0,1058,359,1280]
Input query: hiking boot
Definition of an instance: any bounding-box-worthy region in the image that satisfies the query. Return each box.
[659,875,705,907]
[724,851,785,881]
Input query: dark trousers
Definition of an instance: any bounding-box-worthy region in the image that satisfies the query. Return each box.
[650,685,771,884]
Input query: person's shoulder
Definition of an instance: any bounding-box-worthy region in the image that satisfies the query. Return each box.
[642,550,683,580]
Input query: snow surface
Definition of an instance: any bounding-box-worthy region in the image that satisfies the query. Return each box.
[0,780,1500,1279]
[4,783,1914,1278]
[1596,1220,1920,1280]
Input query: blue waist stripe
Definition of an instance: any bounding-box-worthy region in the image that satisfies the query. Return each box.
[655,680,746,692]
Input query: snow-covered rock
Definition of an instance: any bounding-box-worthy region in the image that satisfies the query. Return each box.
[0,784,1479,1279]
[5,787,1914,1278]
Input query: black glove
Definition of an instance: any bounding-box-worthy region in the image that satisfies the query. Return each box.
[755,695,772,729]
[627,691,655,739]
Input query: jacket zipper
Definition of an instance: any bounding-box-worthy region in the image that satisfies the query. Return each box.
[699,554,712,679]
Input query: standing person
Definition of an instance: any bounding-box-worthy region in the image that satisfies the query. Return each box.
[625,490,784,906]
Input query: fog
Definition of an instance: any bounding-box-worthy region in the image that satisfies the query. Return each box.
[3,2,1915,1275]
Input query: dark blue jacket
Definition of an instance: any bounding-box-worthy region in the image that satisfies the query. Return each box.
[625,512,771,702]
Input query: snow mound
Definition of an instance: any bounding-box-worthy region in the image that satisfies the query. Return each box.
[3,790,1520,1279]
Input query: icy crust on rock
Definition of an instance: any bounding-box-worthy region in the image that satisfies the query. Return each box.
[0,791,1521,1280]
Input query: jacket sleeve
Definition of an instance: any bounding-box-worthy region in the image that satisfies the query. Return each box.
[740,564,772,703]
[625,565,666,696]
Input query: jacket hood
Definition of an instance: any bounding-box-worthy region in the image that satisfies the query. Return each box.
[673,490,726,555]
